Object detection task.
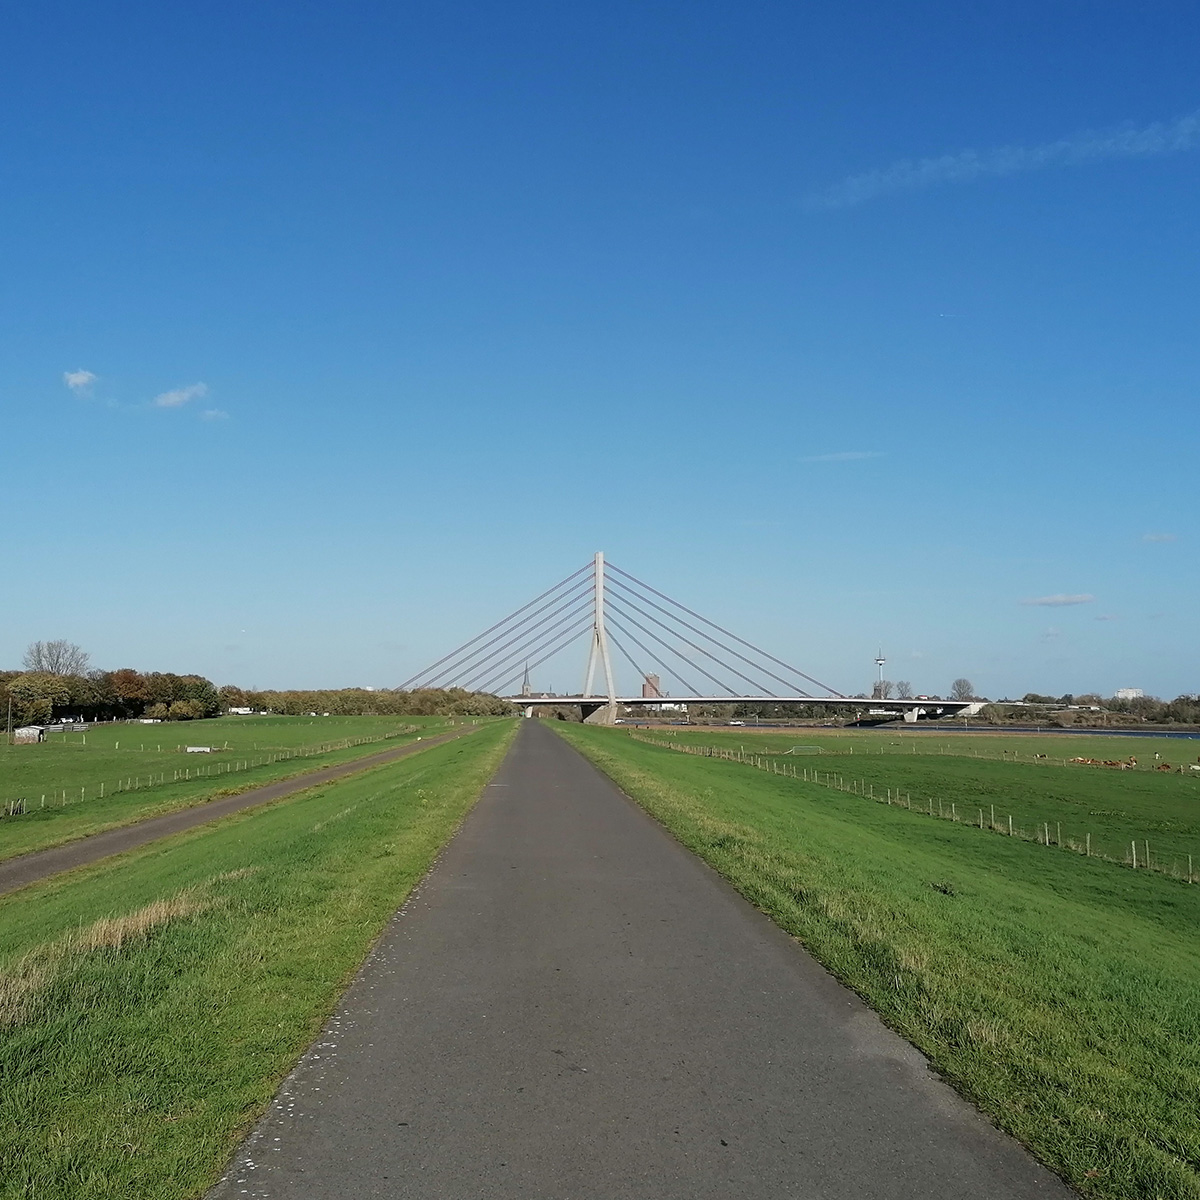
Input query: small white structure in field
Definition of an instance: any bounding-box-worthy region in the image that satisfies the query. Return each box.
[13,727,44,744]
[139,718,163,724]
[228,707,254,715]
[186,746,213,754]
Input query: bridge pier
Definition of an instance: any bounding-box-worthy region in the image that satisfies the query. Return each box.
[581,701,619,726]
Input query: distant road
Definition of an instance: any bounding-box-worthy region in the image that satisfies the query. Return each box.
[0,727,474,898]
[209,720,1071,1199]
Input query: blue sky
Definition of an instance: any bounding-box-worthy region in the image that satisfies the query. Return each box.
[1,0,1196,698]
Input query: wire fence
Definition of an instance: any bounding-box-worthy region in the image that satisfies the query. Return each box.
[627,732,1198,885]
[1,725,427,819]
[643,730,1200,776]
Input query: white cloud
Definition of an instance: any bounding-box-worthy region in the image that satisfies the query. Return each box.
[200,408,229,420]
[153,382,208,408]
[63,369,97,393]
[1021,594,1095,607]
[1095,614,1118,622]
[1143,532,1177,542]
[808,108,1200,209]
[800,450,882,463]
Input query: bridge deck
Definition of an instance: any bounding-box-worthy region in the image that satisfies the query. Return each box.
[508,694,974,712]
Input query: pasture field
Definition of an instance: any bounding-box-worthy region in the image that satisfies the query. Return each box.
[625,726,1200,872]
[632,722,1200,765]
[555,722,1200,1200]
[0,715,460,861]
[0,719,516,1200]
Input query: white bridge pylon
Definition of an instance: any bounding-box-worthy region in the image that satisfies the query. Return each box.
[581,551,617,709]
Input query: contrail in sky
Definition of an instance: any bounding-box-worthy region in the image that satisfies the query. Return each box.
[808,109,1200,209]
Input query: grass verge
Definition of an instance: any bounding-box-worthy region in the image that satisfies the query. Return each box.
[555,722,1200,1200]
[0,719,516,1200]
[0,718,465,862]
[630,726,1200,869]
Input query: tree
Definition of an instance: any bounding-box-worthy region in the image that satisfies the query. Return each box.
[99,668,149,716]
[23,640,89,676]
[8,672,73,725]
[951,678,975,701]
[895,680,913,699]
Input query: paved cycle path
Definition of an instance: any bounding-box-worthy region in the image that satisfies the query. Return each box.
[0,728,472,898]
[211,720,1071,1199]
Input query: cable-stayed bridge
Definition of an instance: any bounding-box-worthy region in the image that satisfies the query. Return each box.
[401,554,978,723]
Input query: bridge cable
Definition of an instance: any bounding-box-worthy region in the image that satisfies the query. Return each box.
[604,629,651,695]
[459,598,594,692]
[480,620,593,697]
[399,562,591,689]
[407,576,592,690]
[605,614,700,696]
[606,596,739,695]
[440,587,593,689]
[411,577,592,689]
[605,576,782,697]
[605,596,740,695]
[605,575,802,697]
[608,567,820,697]
[606,563,845,697]
[461,604,594,695]
[482,617,595,697]
[605,593,752,697]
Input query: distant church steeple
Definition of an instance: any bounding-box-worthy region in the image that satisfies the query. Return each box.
[520,661,532,697]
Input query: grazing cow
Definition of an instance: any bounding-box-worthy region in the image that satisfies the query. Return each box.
[1155,763,1172,772]
[1034,753,1048,759]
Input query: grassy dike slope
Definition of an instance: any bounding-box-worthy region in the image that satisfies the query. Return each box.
[0,720,516,1200]
[626,728,1200,869]
[0,717,455,863]
[555,724,1200,1200]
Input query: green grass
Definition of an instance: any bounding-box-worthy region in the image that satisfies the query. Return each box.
[628,726,1200,871]
[639,723,1200,760]
[556,722,1200,1200]
[0,715,465,861]
[0,719,516,1200]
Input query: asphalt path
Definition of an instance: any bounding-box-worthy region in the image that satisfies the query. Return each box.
[210,720,1073,1199]
[0,727,472,898]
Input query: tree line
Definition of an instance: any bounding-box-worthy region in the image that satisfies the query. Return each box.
[999,692,1200,726]
[216,685,511,718]
[2,641,511,728]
